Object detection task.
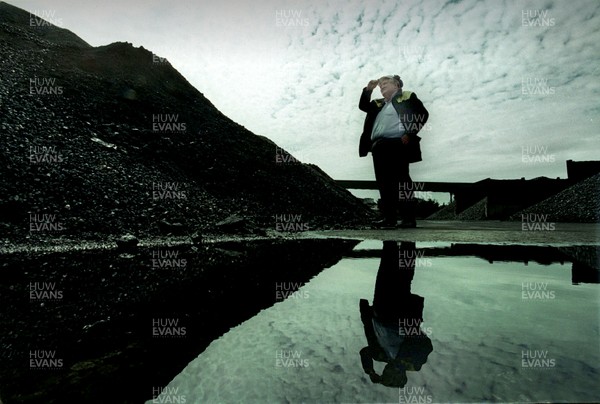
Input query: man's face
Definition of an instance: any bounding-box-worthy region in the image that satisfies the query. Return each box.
[378,79,399,99]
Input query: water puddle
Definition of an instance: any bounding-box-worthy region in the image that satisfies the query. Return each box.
[0,238,359,403]
[151,240,599,403]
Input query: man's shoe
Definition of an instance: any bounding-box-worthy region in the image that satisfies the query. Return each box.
[398,220,417,228]
[372,218,397,229]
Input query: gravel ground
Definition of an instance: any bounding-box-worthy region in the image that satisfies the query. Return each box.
[512,173,600,223]
[315,220,600,245]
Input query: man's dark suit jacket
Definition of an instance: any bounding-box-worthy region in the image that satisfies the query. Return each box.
[358,88,429,161]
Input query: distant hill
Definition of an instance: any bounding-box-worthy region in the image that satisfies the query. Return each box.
[0,2,374,241]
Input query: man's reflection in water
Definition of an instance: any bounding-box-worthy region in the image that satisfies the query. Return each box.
[359,240,433,387]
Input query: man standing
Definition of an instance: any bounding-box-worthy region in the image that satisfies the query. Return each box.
[358,75,429,228]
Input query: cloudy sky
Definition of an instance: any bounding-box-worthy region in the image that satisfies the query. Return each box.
[13,0,600,200]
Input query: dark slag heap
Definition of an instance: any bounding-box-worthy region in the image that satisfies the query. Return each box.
[0,1,374,241]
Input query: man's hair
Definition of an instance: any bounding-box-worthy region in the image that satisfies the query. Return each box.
[379,75,403,89]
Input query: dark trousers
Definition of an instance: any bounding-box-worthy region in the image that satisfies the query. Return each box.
[372,139,415,223]
[373,241,415,321]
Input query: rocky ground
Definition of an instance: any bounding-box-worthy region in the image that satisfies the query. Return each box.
[512,172,600,223]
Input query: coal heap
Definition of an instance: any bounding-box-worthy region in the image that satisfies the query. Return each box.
[0,1,373,242]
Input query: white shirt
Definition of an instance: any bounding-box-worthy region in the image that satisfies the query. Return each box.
[371,95,406,141]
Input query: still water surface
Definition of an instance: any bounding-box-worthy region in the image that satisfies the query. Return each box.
[153,240,600,403]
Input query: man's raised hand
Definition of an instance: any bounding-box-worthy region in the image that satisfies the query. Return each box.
[366,79,379,91]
